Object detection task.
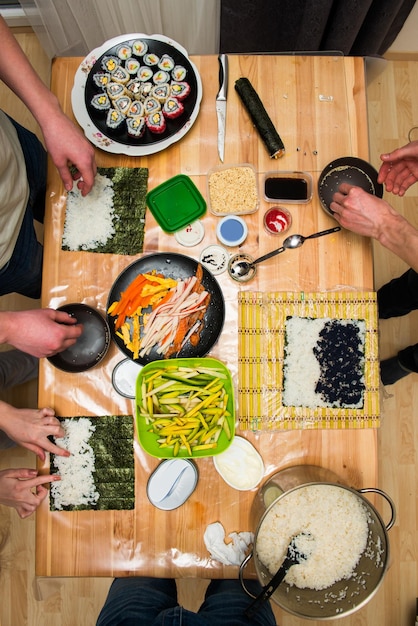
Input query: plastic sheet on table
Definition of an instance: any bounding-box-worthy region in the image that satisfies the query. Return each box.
[238,290,380,430]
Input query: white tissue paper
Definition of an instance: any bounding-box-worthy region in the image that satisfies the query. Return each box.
[204,521,254,566]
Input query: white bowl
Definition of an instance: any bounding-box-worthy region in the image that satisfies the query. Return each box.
[213,436,264,490]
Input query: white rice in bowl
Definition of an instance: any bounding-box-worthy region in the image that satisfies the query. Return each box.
[256,484,369,590]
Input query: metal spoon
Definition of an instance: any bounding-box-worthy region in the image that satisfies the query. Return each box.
[283,225,341,249]
[229,245,286,278]
[244,533,311,619]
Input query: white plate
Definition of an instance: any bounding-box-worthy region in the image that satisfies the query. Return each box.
[71,33,203,156]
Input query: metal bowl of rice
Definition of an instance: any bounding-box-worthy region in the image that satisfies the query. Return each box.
[240,466,395,620]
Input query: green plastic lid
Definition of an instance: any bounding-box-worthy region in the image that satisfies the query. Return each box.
[146,174,207,233]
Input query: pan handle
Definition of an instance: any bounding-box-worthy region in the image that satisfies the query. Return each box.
[239,552,258,599]
[358,487,396,530]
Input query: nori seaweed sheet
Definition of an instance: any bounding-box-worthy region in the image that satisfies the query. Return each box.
[235,77,285,159]
[50,415,135,511]
[62,166,149,255]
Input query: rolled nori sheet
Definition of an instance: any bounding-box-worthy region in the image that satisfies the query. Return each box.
[235,77,285,159]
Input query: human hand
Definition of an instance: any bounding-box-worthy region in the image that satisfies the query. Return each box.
[0,405,69,462]
[0,308,83,358]
[0,468,60,518]
[378,140,418,196]
[41,109,97,196]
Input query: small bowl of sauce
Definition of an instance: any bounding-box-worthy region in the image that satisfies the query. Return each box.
[263,206,292,235]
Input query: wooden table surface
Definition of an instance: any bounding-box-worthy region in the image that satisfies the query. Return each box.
[36,53,378,577]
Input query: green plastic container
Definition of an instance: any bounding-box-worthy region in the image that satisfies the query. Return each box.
[146,174,207,233]
[136,357,235,458]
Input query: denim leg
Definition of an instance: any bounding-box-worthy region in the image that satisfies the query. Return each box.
[96,578,178,626]
[198,580,277,626]
[377,269,418,318]
[0,349,38,389]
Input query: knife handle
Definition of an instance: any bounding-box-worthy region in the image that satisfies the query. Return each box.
[217,54,228,100]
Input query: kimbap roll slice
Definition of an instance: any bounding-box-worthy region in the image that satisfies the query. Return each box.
[116,44,132,61]
[114,95,132,116]
[106,108,124,129]
[138,66,154,82]
[172,65,187,81]
[106,82,126,100]
[146,110,166,134]
[144,96,161,115]
[151,84,170,103]
[111,66,130,85]
[126,79,143,99]
[163,97,184,119]
[125,58,141,75]
[158,54,175,72]
[170,81,191,101]
[153,70,170,85]
[132,39,148,56]
[93,72,111,89]
[127,100,145,118]
[144,53,159,66]
[91,93,111,111]
[140,82,153,98]
[126,116,146,137]
[101,55,120,73]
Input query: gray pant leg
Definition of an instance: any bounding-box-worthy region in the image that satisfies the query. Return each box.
[0,349,38,389]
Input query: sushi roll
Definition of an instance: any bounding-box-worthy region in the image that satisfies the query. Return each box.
[132,39,148,56]
[127,100,145,118]
[153,70,170,85]
[140,82,153,98]
[151,84,170,103]
[101,55,120,73]
[126,78,143,99]
[114,95,132,116]
[138,66,154,82]
[111,66,130,85]
[170,81,191,100]
[125,58,141,75]
[144,96,161,115]
[91,93,111,111]
[116,44,132,61]
[163,97,184,119]
[146,110,166,134]
[158,54,175,72]
[93,72,111,89]
[126,116,146,138]
[106,108,124,129]
[172,65,187,81]
[143,53,159,66]
[106,82,126,100]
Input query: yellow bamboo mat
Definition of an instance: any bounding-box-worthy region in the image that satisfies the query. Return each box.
[238,291,380,430]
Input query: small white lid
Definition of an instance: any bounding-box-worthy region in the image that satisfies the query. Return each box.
[216,215,248,247]
[213,436,264,491]
[147,459,198,510]
[174,220,205,247]
[199,244,229,275]
[112,358,143,398]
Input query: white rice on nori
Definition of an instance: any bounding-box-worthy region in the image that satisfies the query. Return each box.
[62,173,116,251]
[50,418,99,510]
[282,317,366,408]
[256,484,369,590]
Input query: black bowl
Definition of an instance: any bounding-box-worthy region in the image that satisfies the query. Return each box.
[47,303,110,373]
[318,156,384,216]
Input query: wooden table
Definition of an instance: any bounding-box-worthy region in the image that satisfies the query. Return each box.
[36,54,378,577]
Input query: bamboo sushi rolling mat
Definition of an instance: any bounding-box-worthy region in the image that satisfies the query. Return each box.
[238,291,380,430]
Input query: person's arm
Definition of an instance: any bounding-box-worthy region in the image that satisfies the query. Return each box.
[0,404,69,461]
[0,16,96,195]
[331,184,418,272]
[0,308,83,358]
[0,468,60,518]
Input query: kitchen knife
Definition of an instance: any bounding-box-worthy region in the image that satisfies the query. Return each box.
[216,54,228,162]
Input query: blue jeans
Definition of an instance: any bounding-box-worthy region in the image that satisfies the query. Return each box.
[0,115,47,299]
[96,578,277,626]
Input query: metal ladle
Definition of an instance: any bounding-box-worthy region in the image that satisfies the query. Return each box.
[230,226,341,278]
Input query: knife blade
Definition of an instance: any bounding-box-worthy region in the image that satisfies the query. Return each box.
[216,54,228,162]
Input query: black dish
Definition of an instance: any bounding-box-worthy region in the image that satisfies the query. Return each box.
[318,156,384,216]
[47,304,110,373]
[107,253,225,364]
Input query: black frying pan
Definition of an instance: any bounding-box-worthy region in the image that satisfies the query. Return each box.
[318,156,384,216]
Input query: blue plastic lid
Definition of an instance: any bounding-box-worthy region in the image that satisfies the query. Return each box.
[216,215,248,246]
